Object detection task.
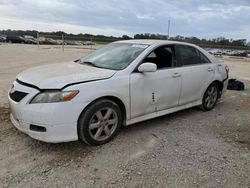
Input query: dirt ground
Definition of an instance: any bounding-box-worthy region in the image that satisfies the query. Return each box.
[0,44,250,188]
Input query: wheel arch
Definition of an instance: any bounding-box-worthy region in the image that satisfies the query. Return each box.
[211,80,223,97]
[77,96,127,126]
[202,80,224,100]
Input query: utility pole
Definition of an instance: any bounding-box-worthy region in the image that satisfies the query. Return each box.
[62,34,64,52]
[248,44,250,62]
[37,32,39,49]
[167,19,171,39]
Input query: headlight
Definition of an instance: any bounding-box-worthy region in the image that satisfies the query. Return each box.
[30,90,79,104]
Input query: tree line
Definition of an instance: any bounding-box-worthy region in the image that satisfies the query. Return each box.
[1,29,249,48]
[133,34,249,48]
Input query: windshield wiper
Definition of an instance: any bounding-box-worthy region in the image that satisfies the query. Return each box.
[80,61,111,70]
[82,61,100,68]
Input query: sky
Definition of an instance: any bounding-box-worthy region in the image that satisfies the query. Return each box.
[0,0,250,40]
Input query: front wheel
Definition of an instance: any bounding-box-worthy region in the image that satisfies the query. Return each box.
[201,83,219,111]
[78,99,122,145]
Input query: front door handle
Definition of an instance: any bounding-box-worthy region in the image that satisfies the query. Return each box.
[172,73,181,78]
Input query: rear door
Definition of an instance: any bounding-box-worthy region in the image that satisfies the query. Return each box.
[175,45,215,105]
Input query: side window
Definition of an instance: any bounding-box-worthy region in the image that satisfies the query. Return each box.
[143,46,174,69]
[177,45,202,66]
[147,51,157,58]
[199,52,211,64]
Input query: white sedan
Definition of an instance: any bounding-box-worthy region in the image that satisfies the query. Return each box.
[8,40,229,145]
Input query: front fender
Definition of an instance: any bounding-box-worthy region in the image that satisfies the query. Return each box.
[65,76,131,120]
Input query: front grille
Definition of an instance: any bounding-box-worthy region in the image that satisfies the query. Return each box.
[9,91,28,102]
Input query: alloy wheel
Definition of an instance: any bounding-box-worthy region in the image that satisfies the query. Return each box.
[88,108,118,141]
[204,85,218,109]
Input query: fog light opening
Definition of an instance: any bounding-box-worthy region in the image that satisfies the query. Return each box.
[30,124,47,132]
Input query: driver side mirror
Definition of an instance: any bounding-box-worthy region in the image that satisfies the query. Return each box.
[138,63,157,73]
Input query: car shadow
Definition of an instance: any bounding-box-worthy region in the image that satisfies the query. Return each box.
[4,105,208,164]
[28,106,202,148]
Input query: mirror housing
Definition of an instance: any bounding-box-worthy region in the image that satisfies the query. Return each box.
[138,63,157,73]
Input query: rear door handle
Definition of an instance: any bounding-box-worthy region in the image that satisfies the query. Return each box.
[172,73,181,78]
[207,67,214,72]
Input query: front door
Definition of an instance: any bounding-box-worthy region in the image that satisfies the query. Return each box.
[130,45,182,119]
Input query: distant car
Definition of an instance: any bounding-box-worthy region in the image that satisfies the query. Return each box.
[55,40,67,45]
[83,41,96,45]
[224,50,247,57]
[6,35,26,43]
[66,41,84,45]
[8,40,229,145]
[23,35,37,44]
[43,38,58,45]
[74,41,84,45]
[208,49,223,57]
[214,51,223,57]
[0,35,6,42]
[25,38,37,44]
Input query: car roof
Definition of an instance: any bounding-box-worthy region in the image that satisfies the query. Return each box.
[115,39,216,63]
[115,39,198,47]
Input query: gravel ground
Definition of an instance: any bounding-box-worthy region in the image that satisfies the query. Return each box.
[0,44,250,188]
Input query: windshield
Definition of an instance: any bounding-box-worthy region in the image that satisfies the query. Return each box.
[79,43,149,70]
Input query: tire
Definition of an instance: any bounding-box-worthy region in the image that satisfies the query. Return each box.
[201,83,219,111]
[78,99,122,145]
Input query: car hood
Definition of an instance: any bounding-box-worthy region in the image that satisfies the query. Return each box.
[17,62,116,89]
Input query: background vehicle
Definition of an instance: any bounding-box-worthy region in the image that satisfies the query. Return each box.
[0,35,6,42]
[23,35,37,44]
[83,41,96,45]
[8,40,229,145]
[6,35,26,43]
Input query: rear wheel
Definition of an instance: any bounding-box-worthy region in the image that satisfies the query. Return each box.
[201,83,219,111]
[78,99,122,145]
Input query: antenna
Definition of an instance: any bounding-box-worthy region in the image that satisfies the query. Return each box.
[167,20,171,39]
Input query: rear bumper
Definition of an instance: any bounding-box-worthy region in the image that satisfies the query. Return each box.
[222,79,228,94]
[221,74,229,95]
